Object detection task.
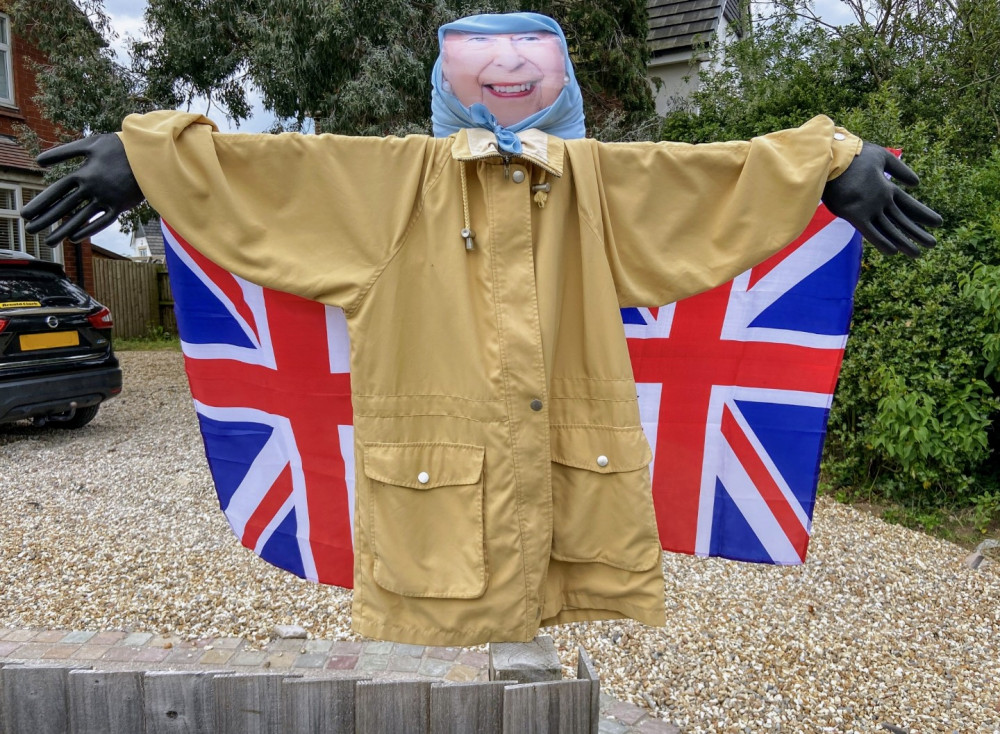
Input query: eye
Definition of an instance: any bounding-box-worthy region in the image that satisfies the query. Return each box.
[514,34,542,42]
[466,35,492,43]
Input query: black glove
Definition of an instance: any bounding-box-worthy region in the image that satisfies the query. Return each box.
[822,142,942,257]
[21,133,144,246]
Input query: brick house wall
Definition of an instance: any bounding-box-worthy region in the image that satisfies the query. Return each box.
[0,1,97,293]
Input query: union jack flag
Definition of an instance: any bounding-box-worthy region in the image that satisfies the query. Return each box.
[625,206,861,564]
[164,222,356,587]
[164,206,861,587]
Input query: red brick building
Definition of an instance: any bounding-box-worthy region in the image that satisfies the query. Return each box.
[0,3,101,292]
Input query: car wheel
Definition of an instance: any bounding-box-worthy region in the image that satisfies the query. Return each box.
[52,404,101,429]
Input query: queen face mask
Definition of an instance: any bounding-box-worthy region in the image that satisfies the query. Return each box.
[441,30,567,127]
[431,13,586,148]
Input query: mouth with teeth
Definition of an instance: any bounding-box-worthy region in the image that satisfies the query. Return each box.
[484,81,537,98]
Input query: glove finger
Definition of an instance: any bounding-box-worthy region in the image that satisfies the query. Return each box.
[883,151,920,187]
[859,222,898,256]
[21,177,79,226]
[895,188,943,227]
[48,201,104,245]
[26,189,86,234]
[887,202,937,248]
[875,213,920,258]
[72,208,120,241]
[35,138,93,167]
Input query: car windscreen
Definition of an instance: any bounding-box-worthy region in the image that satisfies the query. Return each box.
[0,269,91,309]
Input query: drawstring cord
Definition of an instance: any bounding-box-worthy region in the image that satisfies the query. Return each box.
[459,160,553,250]
[460,162,475,250]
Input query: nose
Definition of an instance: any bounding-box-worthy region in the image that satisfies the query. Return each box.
[489,38,525,70]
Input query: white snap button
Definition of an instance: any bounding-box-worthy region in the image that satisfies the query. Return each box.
[597,455,609,468]
[417,472,429,484]
[833,132,846,141]
[511,169,526,184]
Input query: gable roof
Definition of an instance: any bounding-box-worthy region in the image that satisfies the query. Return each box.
[647,0,742,58]
[134,217,165,259]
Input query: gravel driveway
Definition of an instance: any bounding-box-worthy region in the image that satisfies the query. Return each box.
[1,351,997,732]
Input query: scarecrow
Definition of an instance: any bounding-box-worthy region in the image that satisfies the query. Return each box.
[22,13,940,646]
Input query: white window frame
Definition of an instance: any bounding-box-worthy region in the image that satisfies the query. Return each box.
[0,13,14,107]
[0,182,62,264]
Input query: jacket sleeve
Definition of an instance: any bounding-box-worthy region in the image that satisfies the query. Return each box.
[119,110,445,312]
[576,115,862,308]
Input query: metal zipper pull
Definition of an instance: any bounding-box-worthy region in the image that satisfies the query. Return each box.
[501,154,511,180]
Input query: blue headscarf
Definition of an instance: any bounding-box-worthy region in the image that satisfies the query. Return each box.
[431,12,586,153]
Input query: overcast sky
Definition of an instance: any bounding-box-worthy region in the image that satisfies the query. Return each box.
[91,0,857,253]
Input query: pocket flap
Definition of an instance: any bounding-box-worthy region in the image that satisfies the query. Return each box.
[363,442,484,489]
[550,426,651,473]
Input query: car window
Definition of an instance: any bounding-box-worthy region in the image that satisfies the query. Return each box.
[0,270,91,309]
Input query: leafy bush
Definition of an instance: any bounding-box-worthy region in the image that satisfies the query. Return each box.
[662,0,1000,516]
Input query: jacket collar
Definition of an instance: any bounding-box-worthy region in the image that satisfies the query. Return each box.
[451,128,565,177]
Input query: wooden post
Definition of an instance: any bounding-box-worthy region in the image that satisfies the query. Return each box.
[213,673,293,734]
[576,647,600,734]
[0,665,76,734]
[355,680,432,734]
[501,679,592,734]
[143,671,218,734]
[67,670,144,734]
[282,678,362,734]
[429,681,507,734]
[488,635,562,683]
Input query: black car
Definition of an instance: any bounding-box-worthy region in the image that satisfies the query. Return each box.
[0,249,122,428]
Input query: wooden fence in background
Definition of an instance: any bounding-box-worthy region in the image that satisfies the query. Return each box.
[92,260,174,340]
[0,648,599,733]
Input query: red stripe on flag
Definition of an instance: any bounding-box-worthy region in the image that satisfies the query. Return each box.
[719,404,809,562]
[242,465,294,551]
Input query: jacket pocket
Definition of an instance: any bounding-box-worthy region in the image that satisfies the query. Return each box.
[364,442,487,598]
[550,425,661,572]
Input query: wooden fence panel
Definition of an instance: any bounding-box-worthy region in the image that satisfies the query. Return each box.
[143,671,216,734]
[213,673,290,734]
[430,681,507,734]
[282,678,361,734]
[356,680,432,734]
[0,651,601,733]
[92,259,163,339]
[0,665,73,734]
[67,670,144,734]
[502,680,592,734]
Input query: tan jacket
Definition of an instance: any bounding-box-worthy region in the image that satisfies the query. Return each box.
[120,111,860,645]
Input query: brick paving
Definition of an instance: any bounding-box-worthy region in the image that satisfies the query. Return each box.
[0,627,679,732]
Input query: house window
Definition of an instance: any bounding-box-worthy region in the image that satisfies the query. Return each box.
[0,183,59,263]
[0,14,13,106]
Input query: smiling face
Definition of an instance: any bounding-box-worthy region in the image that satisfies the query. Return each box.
[441,30,567,126]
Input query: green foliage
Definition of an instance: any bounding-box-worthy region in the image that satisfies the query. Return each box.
[114,324,179,351]
[527,0,655,134]
[970,491,1000,534]
[827,238,1000,502]
[662,0,1000,513]
[8,0,152,137]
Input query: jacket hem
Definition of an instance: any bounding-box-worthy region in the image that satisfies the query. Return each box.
[541,593,666,629]
[351,614,537,646]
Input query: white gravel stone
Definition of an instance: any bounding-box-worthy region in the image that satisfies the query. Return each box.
[2,351,998,732]
[273,624,308,639]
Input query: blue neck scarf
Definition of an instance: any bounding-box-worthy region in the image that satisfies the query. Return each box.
[431,13,586,153]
